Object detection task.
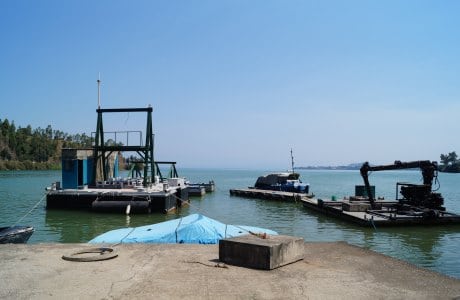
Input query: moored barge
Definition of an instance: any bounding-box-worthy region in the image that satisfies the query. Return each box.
[46,104,189,213]
[301,160,460,227]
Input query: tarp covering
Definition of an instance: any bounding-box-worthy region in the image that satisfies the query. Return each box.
[88,214,278,244]
[255,172,301,186]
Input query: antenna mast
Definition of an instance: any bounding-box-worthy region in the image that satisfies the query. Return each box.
[291,148,295,173]
[97,74,101,108]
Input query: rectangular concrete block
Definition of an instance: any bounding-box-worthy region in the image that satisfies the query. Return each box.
[219,234,304,270]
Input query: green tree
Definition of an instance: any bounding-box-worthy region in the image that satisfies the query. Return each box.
[440,151,458,166]
[1,119,10,137]
[440,151,460,173]
[0,117,97,169]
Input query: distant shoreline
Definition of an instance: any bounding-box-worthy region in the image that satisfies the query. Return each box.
[297,163,362,171]
[297,167,359,170]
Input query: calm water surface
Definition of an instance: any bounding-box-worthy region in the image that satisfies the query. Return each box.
[1,169,459,279]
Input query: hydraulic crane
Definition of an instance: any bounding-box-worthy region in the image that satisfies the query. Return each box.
[360,160,444,212]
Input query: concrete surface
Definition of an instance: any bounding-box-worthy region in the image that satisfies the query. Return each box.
[1,242,459,299]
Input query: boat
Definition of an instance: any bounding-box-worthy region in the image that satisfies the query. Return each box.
[0,226,34,244]
[252,150,309,194]
[88,213,277,244]
[253,172,309,194]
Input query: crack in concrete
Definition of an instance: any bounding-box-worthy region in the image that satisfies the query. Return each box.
[107,247,159,299]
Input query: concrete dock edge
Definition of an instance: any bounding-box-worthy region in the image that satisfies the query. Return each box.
[1,242,459,299]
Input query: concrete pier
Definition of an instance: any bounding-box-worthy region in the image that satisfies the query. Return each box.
[1,242,459,299]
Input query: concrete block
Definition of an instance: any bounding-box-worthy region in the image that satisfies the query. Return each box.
[219,234,304,270]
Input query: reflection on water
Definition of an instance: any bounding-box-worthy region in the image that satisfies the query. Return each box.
[44,210,180,243]
[0,169,459,279]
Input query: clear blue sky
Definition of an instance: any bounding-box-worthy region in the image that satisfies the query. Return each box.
[1,1,459,169]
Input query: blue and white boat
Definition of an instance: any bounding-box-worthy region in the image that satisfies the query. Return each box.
[88,214,277,244]
[253,172,309,194]
[253,150,309,194]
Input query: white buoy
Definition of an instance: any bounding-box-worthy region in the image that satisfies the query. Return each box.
[125,204,131,215]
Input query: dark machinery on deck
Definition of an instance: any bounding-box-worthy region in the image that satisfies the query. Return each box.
[360,160,444,214]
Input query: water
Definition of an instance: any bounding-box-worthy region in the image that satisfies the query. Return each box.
[1,169,460,279]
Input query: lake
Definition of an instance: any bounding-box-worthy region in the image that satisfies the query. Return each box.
[1,168,459,279]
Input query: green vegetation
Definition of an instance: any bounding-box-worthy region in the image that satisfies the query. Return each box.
[0,118,92,171]
[439,151,460,173]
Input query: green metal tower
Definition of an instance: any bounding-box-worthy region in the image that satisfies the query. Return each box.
[93,107,155,187]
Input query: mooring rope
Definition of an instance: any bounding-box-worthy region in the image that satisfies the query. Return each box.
[12,193,47,227]
[106,192,270,240]
[370,217,377,231]
[62,247,118,262]
[109,226,137,248]
[175,215,184,243]
[63,215,134,262]
[182,260,228,268]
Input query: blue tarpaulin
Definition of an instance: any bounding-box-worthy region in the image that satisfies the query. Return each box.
[88,214,278,244]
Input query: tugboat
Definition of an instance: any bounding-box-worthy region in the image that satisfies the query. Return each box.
[253,149,309,194]
[0,226,34,244]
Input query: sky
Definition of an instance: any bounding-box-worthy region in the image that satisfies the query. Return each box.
[1,0,459,169]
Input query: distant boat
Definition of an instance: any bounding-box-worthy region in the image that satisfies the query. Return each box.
[253,172,310,194]
[0,226,34,244]
[88,214,277,244]
[252,149,309,194]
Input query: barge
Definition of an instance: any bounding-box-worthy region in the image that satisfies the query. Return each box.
[46,101,190,213]
[46,174,188,214]
[301,160,460,227]
[187,181,215,196]
[301,197,460,227]
[229,188,305,202]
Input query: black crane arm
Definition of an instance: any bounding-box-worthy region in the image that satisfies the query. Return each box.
[360,160,438,207]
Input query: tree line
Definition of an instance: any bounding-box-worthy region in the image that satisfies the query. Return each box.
[0,118,93,170]
[439,151,460,173]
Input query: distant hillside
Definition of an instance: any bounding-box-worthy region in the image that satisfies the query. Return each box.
[0,118,92,170]
[297,163,363,170]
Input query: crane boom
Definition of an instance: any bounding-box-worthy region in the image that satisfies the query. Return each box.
[360,160,442,210]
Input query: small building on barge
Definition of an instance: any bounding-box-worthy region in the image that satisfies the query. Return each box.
[46,106,189,213]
